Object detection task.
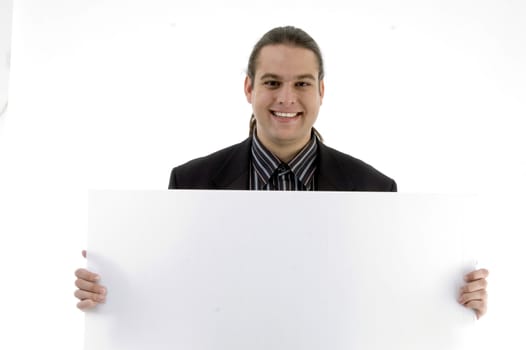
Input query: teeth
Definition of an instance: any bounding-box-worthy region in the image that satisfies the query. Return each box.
[273,111,299,118]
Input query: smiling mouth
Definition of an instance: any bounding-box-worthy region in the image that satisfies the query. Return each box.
[271,111,302,118]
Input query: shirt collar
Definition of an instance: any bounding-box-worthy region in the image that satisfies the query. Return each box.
[251,131,318,187]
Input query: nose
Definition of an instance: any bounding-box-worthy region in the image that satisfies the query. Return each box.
[277,84,297,105]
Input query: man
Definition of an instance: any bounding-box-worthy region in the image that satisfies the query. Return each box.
[75,26,488,319]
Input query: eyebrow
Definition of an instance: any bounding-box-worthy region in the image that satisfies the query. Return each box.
[260,73,317,81]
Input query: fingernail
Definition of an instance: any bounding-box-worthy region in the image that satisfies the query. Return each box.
[100,287,106,295]
[94,275,100,281]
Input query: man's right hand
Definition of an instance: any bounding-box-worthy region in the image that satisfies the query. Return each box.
[74,250,106,311]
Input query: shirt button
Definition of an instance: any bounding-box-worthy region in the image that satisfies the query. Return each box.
[278,164,288,172]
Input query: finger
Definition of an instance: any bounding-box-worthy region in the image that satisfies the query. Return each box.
[464,268,489,282]
[82,250,87,258]
[77,299,99,311]
[75,278,107,295]
[461,278,488,293]
[74,289,106,303]
[75,268,100,283]
[464,300,487,319]
[458,289,487,305]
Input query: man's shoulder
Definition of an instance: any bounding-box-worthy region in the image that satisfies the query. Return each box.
[168,138,251,189]
[319,143,397,191]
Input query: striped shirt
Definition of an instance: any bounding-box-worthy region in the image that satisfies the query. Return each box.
[249,133,318,191]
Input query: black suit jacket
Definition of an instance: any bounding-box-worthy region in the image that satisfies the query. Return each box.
[169,137,397,192]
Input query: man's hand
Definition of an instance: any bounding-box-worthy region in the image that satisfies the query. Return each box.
[74,250,106,311]
[458,268,489,319]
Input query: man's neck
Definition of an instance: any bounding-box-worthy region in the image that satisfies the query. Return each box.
[256,135,311,164]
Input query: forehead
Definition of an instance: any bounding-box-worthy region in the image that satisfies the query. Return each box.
[255,44,319,79]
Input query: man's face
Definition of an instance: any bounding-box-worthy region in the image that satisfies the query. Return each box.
[244,44,324,152]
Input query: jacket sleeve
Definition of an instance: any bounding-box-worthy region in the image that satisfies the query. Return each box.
[168,168,178,189]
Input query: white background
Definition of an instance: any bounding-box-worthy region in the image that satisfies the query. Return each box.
[0,0,12,122]
[0,1,525,349]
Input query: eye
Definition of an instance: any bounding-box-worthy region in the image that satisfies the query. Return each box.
[296,81,311,87]
[263,80,280,88]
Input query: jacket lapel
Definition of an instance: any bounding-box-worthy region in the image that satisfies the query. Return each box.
[317,142,355,191]
[211,137,251,190]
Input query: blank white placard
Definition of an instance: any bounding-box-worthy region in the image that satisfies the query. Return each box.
[86,190,478,350]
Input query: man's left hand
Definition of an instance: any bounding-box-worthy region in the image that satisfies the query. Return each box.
[458,268,489,319]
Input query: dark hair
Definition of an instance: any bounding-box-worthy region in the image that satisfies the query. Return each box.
[247,26,324,142]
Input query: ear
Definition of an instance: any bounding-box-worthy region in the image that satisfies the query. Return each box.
[319,79,325,105]
[244,75,253,104]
